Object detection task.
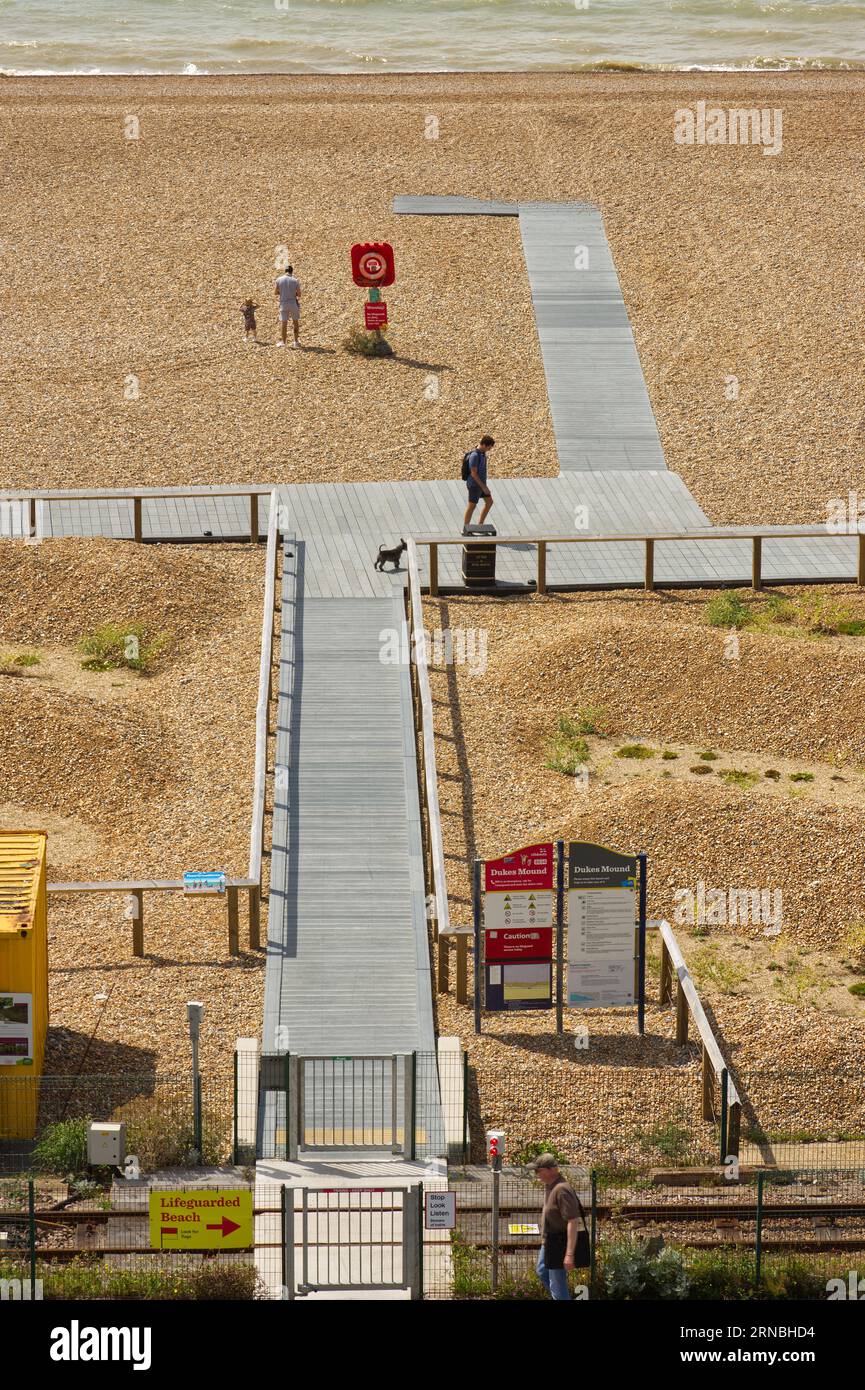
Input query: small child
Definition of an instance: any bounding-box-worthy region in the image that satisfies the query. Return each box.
[240,298,259,342]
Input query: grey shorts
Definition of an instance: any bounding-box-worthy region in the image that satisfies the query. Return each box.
[279,303,300,322]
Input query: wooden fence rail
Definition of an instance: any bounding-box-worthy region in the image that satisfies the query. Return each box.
[0,484,273,545]
[41,489,282,958]
[410,528,865,597]
[658,919,742,1158]
[406,540,456,993]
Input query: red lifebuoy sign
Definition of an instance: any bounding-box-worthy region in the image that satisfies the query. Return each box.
[351,241,395,288]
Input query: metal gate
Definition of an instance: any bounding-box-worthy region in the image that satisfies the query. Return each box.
[256,1052,447,1162]
[294,1055,415,1155]
[282,1185,422,1299]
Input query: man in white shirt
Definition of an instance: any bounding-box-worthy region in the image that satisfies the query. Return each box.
[274,264,302,348]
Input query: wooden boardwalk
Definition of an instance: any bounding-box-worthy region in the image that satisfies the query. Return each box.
[278,477,856,592]
[396,195,666,470]
[7,486,857,591]
[1,198,857,1135]
[263,539,434,1059]
[518,202,667,472]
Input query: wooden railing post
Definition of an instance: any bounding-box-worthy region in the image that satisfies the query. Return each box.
[132,889,144,958]
[250,493,259,543]
[429,543,439,598]
[537,541,547,595]
[675,979,689,1044]
[644,537,654,592]
[701,1044,714,1121]
[133,496,143,544]
[29,497,36,538]
[727,1100,742,1159]
[752,536,762,591]
[227,886,240,956]
[438,936,449,993]
[659,938,672,1005]
[248,885,261,950]
[456,935,469,1006]
[858,534,865,587]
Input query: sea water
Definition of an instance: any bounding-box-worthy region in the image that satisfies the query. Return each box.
[1,0,863,74]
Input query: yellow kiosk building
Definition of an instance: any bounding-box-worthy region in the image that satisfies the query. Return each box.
[0,831,48,1138]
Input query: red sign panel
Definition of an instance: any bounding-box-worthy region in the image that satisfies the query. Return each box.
[485,843,554,894]
[485,927,553,962]
[351,241,395,287]
[364,301,388,329]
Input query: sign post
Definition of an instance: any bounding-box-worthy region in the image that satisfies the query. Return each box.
[479,844,554,1026]
[182,871,226,896]
[555,839,564,1035]
[567,842,643,1027]
[424,1190,456,1230]
[148,1189,253,1250]
[637,851,647,1036]
[351,241,395,353]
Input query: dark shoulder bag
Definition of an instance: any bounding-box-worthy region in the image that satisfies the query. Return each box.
[544,1192,590,1270]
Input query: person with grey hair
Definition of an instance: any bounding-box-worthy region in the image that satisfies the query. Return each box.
[533,1152,588,1301]
[274,263,302,348]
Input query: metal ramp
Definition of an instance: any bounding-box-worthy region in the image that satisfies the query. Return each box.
[260,537,439,1163]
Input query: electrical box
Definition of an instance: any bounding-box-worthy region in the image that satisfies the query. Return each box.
[88,1121,126,1167]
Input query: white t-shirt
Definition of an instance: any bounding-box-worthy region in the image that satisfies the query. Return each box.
[276,273,300,310]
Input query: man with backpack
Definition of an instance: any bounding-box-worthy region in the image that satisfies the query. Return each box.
[462,435,496,533]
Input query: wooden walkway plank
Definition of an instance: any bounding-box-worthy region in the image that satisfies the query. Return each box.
[517,202,667,474]
[392,195,519,216]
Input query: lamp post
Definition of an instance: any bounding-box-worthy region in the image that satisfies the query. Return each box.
[187,1001,204,1165]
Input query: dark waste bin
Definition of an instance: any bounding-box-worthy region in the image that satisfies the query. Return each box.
[462,534,497,587]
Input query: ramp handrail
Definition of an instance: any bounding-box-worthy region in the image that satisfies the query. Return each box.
[657,918,742,1158]
[43,490,282,958]
[247,491,281,938]
[406,539,451,949]
[0,483,273,544]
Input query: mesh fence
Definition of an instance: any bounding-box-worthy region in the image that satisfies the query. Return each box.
[0,1177,282,1301]
[734,1066,865,1173]
[4,1058,862,1177]
[0,1074,233,1175]
[3,1055,862,1302]
[5,1169,862,1303]
[424,1167,865,1300]
[459,1051,721,1169]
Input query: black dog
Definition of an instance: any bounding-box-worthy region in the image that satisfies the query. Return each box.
[374,538,407,571]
